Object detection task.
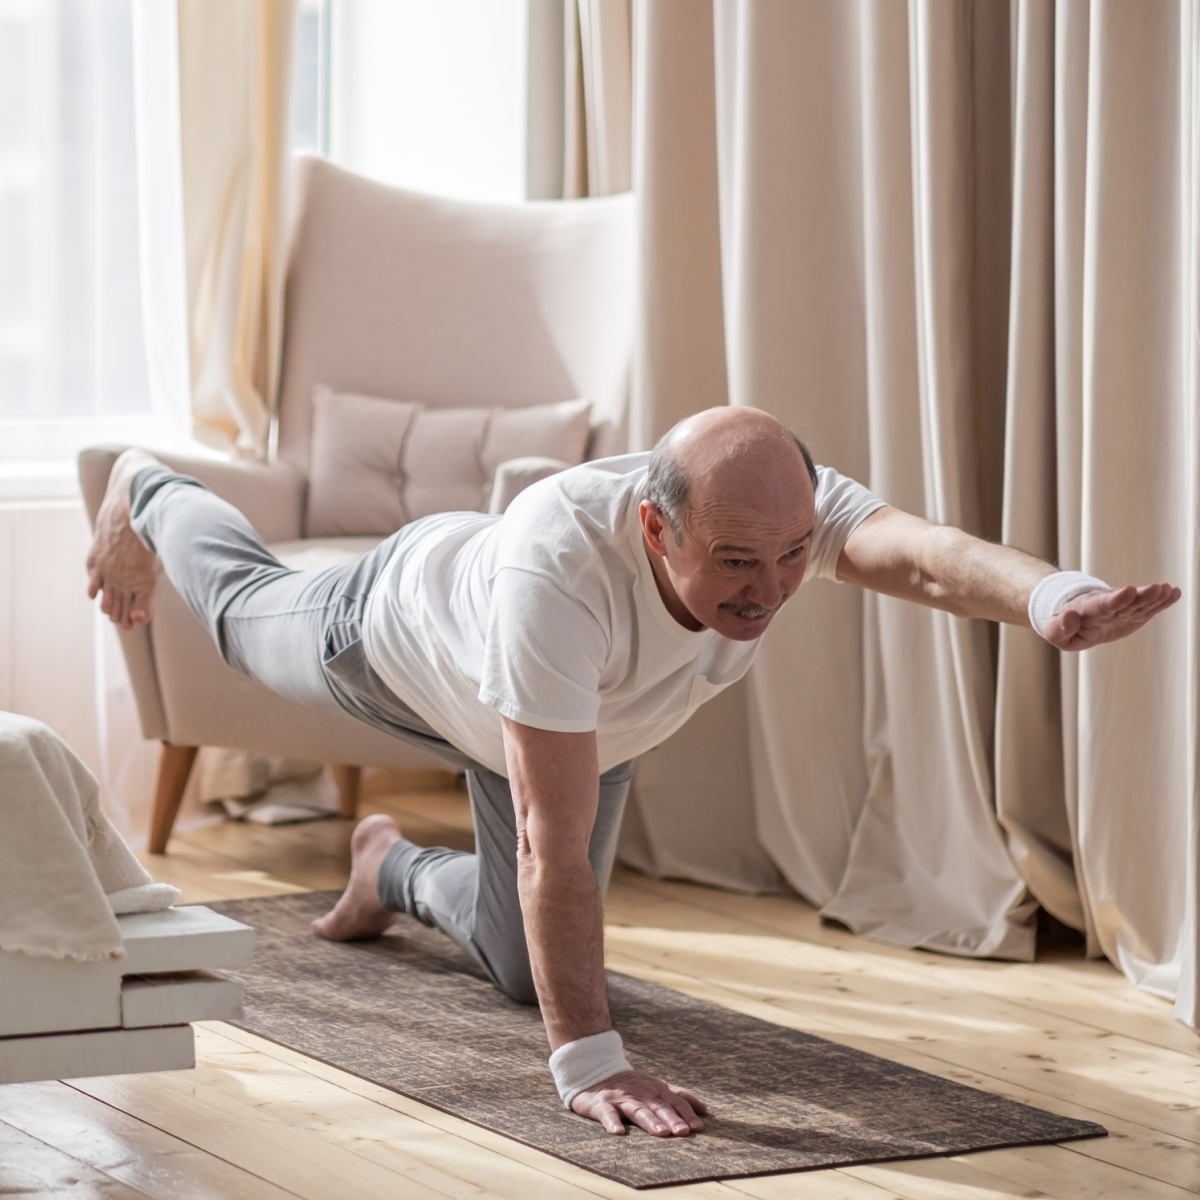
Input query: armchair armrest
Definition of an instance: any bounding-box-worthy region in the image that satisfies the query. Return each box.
[77,448,308,744]
[78,448,307,543]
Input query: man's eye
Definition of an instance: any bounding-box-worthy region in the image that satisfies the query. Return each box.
[784,545,807,561]
[724,559,749,570]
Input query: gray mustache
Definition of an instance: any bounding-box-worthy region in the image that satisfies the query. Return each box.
[722,603,775,618]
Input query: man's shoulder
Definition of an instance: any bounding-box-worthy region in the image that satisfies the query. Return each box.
[503,452,649,527]
[548,451,652,495]
[494,453,648,584]
[806,463,886,582]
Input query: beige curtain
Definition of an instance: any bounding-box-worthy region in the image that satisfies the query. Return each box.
[1028,0,1200,1009]
[138,0,295,458]
[630,0,1200,1026]
[618,4,785,892]
[564,0,634,197]
[527,0,632,199]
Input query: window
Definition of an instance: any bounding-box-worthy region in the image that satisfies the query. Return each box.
[0,0,162,467]
[328,0,528,203]
[0,0,532,477]
[293,0,330,157]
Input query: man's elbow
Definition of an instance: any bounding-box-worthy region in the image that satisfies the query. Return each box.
[514,815,542,878]
[514,814,588,886]
[916,524,974,616]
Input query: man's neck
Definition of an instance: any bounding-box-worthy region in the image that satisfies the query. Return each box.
[641,534,703,632]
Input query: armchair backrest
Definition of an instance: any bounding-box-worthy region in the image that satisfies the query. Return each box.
[274,156,637,474]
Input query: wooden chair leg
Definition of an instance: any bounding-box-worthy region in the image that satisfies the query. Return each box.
[332,764,362,820]
[148,744,199,855]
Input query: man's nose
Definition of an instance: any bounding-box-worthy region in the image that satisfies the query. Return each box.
[747,568,786,609]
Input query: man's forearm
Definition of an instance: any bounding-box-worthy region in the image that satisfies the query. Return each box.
[518,852,611,1050]
[909,523,1055,623]
[838,508,1055,625]
[499,718,709,1133]
[500,718,613,1051]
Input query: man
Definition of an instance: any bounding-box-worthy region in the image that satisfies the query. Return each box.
[87,406,1179,1139]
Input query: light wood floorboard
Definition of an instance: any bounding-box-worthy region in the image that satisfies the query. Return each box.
[6,774,1197,1198]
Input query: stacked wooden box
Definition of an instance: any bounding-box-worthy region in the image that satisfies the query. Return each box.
[0,906,254,1085]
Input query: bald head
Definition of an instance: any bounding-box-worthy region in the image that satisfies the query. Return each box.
[644,408,817,541]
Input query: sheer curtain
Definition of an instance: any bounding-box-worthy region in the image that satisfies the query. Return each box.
[631,0,1199,1027]
[0,1,180,464]
[135,0,296,459]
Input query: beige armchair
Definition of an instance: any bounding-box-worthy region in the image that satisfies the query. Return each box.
[79,156,635,853]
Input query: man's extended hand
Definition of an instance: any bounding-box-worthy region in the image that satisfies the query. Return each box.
[571,1069,707,1137]
[1043,582,1181,652]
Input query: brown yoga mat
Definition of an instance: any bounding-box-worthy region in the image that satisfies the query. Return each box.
[207,892,1105,1189]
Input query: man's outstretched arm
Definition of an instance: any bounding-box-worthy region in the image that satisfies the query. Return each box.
[501,717,706,1137]
[836,506,1180,648]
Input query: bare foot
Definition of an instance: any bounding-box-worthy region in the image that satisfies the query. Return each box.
[312,814,403,941]
[86,448,162,630]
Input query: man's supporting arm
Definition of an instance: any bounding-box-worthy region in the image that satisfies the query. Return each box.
[501,717,705,1137]
[837,506,1180,648]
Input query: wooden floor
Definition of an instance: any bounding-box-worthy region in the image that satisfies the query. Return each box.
[3,772,1198,1199]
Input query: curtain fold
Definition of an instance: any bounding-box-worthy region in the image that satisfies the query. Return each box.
[138,0,295,458]
[995,0,1083,938]
[617,0,783,892]
[823,0,1034,960]
[563,0,633,197]
[632,0,1200,1024]
[1181,0,1200,1028]
[1066,0,1197,1020]
[720,0,877,908]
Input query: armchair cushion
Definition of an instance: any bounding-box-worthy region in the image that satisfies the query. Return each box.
[306,390,592,536]
[306,388,421,537]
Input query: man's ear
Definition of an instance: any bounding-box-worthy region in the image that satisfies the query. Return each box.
[639,500,670,556]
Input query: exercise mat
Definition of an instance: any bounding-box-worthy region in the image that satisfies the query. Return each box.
[206,892,1105,1189]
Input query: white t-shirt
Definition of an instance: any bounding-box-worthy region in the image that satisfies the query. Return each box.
[363,452,883,776]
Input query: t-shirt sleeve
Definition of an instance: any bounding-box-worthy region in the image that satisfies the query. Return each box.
[805,465,887,582]
[478,567,608,732]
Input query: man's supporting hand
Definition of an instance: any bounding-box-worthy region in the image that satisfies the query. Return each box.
[571,1068,707,1137]
[1042,582,1181,652]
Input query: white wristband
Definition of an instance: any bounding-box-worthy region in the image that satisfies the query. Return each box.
[1028,571,1109,639]
[548,1030,632,1108]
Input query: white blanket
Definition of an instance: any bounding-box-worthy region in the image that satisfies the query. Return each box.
[0,712,179,962]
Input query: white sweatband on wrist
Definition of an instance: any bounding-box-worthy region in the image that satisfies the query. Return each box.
[1028,571,1109,639]
[548,1030,632,1108]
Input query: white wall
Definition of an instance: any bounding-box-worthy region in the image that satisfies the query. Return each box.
[0,499,100,771]
[0,496,188,845]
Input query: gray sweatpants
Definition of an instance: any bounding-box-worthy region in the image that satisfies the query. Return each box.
[130,466,633,1004]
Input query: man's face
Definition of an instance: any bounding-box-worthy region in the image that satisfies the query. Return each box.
[640,464,817,641]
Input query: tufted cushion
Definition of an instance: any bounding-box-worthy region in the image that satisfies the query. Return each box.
[305,388,592,536]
